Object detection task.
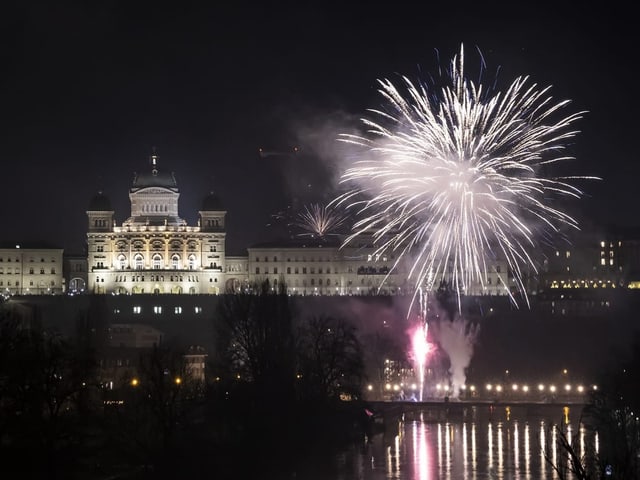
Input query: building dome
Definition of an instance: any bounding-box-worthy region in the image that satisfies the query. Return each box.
[88,191,112,211]
[202,191,224,211]
[132,170,178,189]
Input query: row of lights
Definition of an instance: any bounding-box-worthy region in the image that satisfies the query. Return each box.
[370,383,599,394]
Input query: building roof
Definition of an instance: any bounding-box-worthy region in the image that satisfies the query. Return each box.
[201,191,224,211]
[0,242,63,250]
[88,191,113,211]
[131,169,178,190]
[249,237,343,249]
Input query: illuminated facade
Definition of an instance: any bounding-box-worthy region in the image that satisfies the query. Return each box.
[246,239,515,297]
[84,152,521,298]
[87,153,228,294]
[0,244,64,296]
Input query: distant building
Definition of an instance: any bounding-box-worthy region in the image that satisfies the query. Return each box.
[246,237,516,297]
[86,151,228,294]
[0,243,64,296]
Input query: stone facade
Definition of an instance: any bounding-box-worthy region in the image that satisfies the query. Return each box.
[86,152,227,295]
[0,244,64,296]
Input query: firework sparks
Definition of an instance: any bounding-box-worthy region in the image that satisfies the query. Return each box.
[295,203,348,239]
[334,44,595,308]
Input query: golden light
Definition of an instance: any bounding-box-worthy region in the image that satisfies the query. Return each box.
[175,377,182,385]
[130,378,139,387]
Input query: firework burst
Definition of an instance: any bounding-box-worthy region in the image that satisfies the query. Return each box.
[295,203,348,239]
[333,44,595,309]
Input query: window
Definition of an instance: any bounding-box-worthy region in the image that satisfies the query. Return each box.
[188,255,196,270]
[152,254,162,269]
[153,306,162,314]
[133,306,142,314]
[171,255,180,269]
[134,254,144,270]
[118,255,127,269]
[273,267,278,274]
[194,306,202,314]
[29,268,34,274]
[255,267,260,274]
[174,306,182,314]
[287,267,291,274]
[50,268,55,274]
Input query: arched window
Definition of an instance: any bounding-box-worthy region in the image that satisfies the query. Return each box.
[188,255,197,270]
[152,254,162,270]
[134,254,144,270]
[171,255,180,269]
[118,254,127,269]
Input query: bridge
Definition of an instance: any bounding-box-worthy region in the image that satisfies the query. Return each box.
[366,400,588,426]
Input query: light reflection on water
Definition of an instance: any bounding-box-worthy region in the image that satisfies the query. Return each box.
[295,405,598,480]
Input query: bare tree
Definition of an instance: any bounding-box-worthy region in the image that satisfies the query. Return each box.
[296,314,364,402]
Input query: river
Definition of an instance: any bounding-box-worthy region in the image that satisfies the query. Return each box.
[290,403,595,480]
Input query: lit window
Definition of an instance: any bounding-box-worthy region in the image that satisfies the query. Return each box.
[134,254,144,270]
[133,306,141,314]
[601,258,606,266]
[194,306,202,314]
[153,254,162,269]
[153,306,162,314]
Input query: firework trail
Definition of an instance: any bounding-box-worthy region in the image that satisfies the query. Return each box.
[294,203,349,239]
[333,44,595,310]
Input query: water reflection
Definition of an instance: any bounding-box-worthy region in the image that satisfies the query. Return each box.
[297,405,597,480]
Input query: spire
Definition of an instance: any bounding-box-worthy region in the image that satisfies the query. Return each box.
[150,146,158,175]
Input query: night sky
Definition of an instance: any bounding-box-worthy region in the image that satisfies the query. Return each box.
[1,2,635,255]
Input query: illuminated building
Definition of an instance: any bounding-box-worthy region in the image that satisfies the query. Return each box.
[246,238,515,297]
[86,152,230,294]
[0,243,64,296]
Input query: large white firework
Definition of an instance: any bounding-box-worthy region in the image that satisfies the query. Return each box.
[334,45,593,308]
